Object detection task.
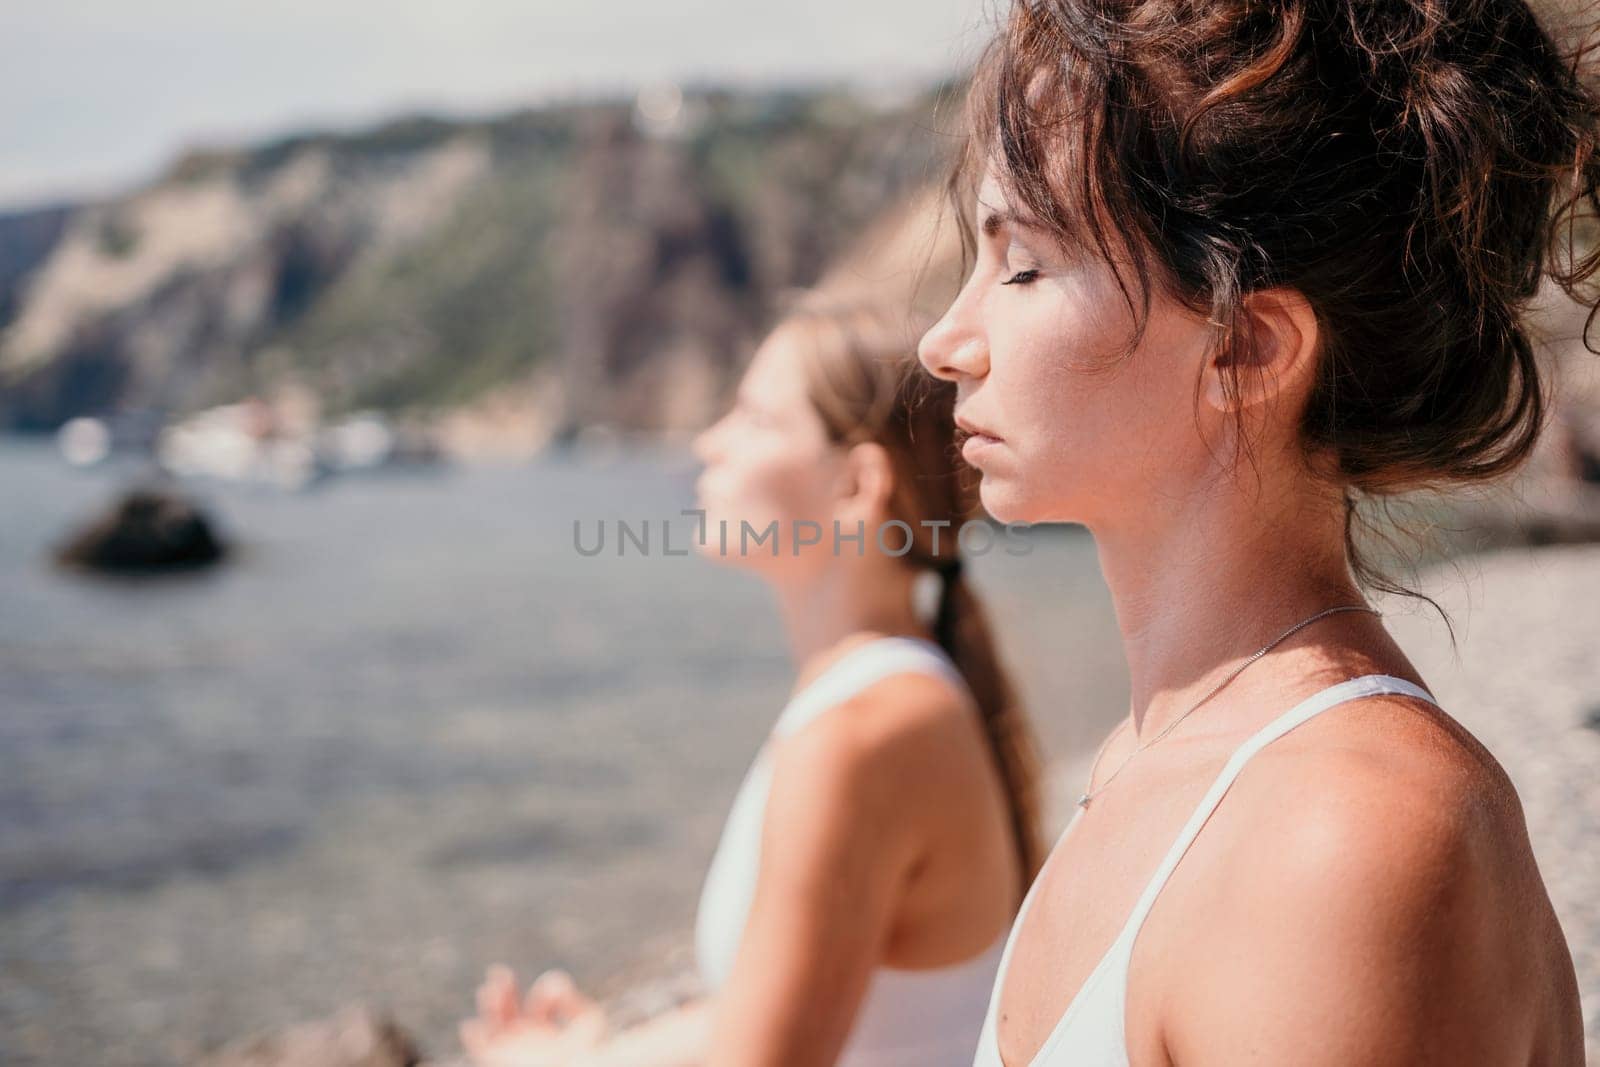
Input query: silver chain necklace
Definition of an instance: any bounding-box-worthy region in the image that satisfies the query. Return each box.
[1076,603,1380,809]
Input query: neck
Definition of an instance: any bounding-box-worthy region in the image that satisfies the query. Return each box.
[768,556,931,695]
[1092,465,1369,740]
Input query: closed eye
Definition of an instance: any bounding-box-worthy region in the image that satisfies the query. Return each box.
[1001,268,1041,286]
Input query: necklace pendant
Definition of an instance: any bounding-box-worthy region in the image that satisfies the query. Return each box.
[1077,793,1092,809]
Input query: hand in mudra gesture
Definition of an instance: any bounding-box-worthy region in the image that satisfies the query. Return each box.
[460,965,607,1067]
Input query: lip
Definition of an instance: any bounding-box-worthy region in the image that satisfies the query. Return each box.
[954,412,1004,464]
[960,433,1002,464]
[954,411,1003,442]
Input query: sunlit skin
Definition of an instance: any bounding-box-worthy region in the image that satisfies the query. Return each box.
[460,321,1023,1067]
[691,322,933,653]
[915,163,1584,1066]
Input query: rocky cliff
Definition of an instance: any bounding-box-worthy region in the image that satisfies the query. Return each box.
[0,85,962,437]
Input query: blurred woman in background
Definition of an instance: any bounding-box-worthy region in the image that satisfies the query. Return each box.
[460,294,1045,1067]
[919,0,1597,1063]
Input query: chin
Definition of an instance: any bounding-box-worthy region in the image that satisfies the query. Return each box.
[689,509,763,570]
[973,476,1024,523]
[692,536,725,564]
[978,478,1071,527]
[690,509,734,564]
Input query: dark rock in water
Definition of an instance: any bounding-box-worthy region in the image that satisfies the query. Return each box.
[1584,703,1600,732]
[200,1005,421,1067]
[54,484,228,573]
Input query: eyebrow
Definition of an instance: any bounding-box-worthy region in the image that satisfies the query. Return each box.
[979,208,1046,238]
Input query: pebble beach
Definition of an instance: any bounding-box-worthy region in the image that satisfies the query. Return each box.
[1383,543,1600,1059]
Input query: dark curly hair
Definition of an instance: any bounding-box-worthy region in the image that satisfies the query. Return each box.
[948,0,1600,617]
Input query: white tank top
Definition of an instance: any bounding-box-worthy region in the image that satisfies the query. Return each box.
[695,635,1009,1067]
[971,673,1441,1067]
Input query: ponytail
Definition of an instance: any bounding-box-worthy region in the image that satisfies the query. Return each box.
[781,291,1047,893]
[932,556,1045,887]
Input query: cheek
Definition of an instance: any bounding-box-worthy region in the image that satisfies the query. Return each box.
[993,299,1130,458]
[701,436,833,528]
[986,295,1207,520]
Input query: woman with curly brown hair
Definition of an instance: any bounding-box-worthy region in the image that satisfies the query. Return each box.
[919,1,1598,1063]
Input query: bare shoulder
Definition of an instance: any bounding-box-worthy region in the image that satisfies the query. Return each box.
[1234,691,1524,875]
[766,669,978,828]
[1212,691,1532,935]
[1167,692,1582,1064]
[775,669,979,781]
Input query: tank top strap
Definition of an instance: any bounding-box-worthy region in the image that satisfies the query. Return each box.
[773,635,966,740]
[1114,673,1439,945]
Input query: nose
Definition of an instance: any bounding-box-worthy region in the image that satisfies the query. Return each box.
[917,285,989,383]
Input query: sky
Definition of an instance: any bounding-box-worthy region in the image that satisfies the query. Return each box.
[0,0,997,212]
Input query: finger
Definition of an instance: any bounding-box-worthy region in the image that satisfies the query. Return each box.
[545,975,597,1027]
[533,967,574,993]
[477,967,520,1027]
[526,969,579,1023]
[459,1017,487,1057]
[557,987,601,1025]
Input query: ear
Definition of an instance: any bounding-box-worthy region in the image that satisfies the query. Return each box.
[1201,288,1320,415]
[837,441,897,519]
